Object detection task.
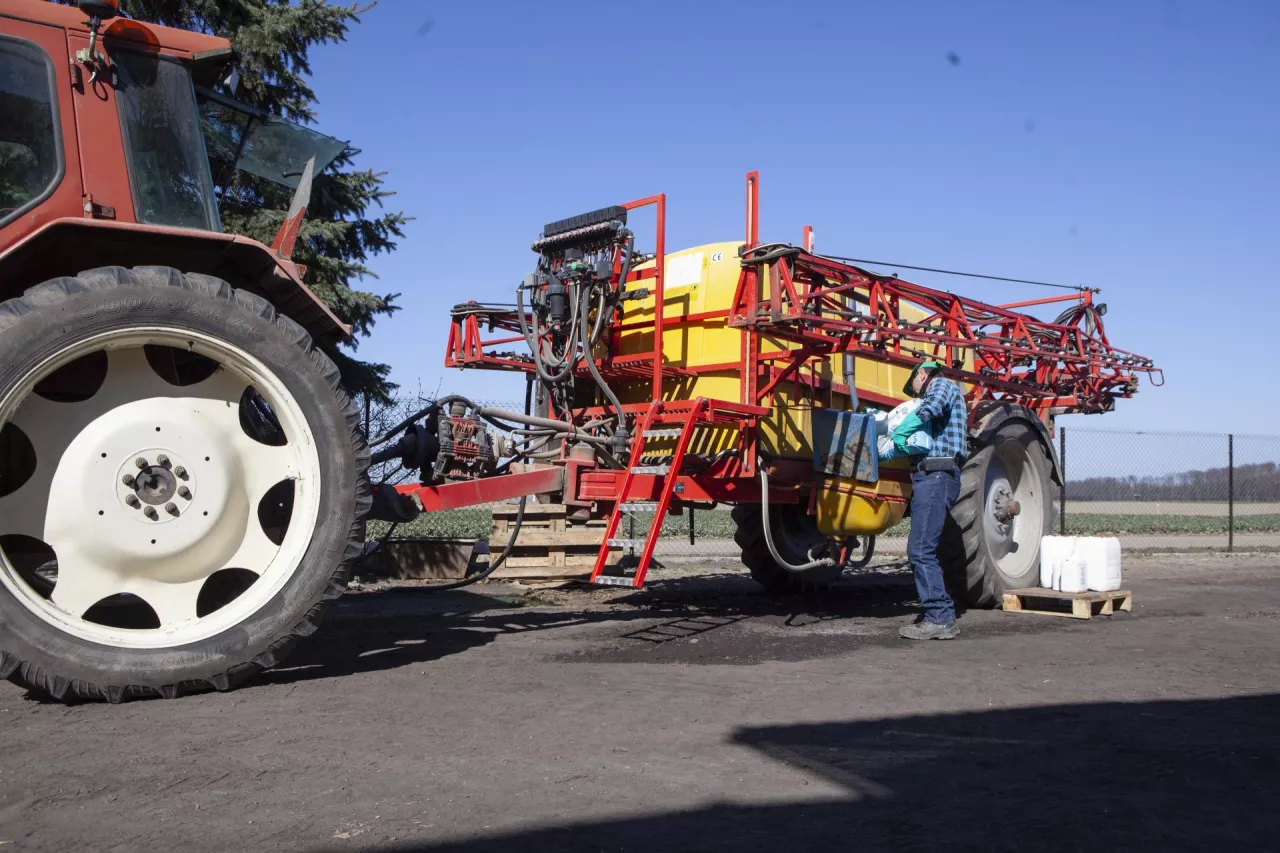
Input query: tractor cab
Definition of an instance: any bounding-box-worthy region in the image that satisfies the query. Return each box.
[0,0,346,242]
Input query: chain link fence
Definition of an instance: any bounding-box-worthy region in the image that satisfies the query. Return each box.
[365,392,1280,558]
[1058,427,1280,551]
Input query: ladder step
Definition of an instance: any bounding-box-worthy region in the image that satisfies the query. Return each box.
[621,501,660,512]
[608,538,646,548]
[592,575,636,587]
[643,429,683,438]
[631,465,670,475]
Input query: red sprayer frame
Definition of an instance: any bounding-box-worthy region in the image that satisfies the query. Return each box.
[424,172,1160,512]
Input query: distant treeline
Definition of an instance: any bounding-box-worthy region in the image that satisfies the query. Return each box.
[1068,462,1280,502]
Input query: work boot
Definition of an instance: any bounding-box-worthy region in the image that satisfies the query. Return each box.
[898,619,960,640]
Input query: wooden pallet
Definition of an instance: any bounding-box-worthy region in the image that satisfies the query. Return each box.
[487,504,621,580]
[1002,588,1133,620]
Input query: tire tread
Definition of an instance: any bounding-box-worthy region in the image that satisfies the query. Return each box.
[0,266,370,701]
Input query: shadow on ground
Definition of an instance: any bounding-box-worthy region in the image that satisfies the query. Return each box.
[309,693,1280,852]
[256,566,920,688]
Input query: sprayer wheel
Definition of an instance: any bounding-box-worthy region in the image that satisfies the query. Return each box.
[733,503,843,594]
[939,421,1053,607]
[0,267,370,701]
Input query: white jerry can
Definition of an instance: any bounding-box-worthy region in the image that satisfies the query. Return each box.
[1039,535,1086,592]
[1081,537,1123,592]
[1040,535,1122,592]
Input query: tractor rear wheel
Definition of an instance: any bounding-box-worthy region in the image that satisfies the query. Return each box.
[733,503,843,594]
[940,421,1053,607]
[0,267,369,701]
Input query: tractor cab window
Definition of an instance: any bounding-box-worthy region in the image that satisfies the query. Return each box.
[111,48,220,231]
[197,87,348,191]
[0,37,61,226]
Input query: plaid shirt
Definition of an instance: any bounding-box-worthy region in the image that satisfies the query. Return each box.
[915,376,969,461]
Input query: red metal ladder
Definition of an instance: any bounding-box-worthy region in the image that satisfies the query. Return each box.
[588,397,709,588]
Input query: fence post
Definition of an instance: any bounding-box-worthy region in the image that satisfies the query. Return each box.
[1058,426,1066,535]
[689,507,696,546]
[1228,433,1234,554]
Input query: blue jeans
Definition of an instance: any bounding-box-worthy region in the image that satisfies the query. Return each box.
[907,469,961,625]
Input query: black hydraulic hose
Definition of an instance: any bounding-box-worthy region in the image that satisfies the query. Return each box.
[517,284,575,384]
[844,535,877,569]
[578,287,628,446]
[351,520,401,575]
[415,496,528,592]
[532,310,576,382]
[369,394,474,448]
[532,281,581,370]
[589,233,635,346]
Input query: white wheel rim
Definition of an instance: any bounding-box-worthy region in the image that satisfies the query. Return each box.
[983,442,1043,579]
[0,328,322,649]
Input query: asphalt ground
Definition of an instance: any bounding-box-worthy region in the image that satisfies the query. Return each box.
[1,552,1277,852]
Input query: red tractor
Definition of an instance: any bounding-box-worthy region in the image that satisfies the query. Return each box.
[0,0,364,701]
[0,0,1158,702]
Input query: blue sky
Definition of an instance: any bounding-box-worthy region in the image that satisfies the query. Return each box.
[307,0,1280,435]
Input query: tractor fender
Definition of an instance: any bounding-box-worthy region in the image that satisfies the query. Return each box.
[971,401,1063,486]
[0,217,350,346]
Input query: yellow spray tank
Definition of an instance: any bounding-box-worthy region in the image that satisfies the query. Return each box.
[611,242,970,537]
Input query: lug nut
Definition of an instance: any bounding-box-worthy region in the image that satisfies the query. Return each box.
[174,466,188,480]
[135,457,148,469]
[177,486,192,500]
[125,495,141,509]
[165,502,179,516]
[143,506,159,520]
[121,474,135,487]
[157,455,170,468]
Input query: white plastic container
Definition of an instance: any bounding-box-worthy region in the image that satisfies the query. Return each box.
[1082,537,1123,592]
[1039,535,1086,592]
[1040,535,1067,588]
[1040,535,1122,592]
[1058,545,1088,593]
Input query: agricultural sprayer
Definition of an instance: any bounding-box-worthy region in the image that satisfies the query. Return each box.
[0,0,1159,700]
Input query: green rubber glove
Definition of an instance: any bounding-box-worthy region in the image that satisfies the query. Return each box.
[891,411,925,455]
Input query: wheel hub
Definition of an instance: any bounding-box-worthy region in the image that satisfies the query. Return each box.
[117,449,196,519]
[134,465,177,505]
[984,477,1017,542]
[991,485,1021,526]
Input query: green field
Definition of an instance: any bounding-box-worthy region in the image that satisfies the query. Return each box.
[369,509,1280,541]
[1061,513,1280,535]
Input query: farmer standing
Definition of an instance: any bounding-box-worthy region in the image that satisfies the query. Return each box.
[891,361,969,640]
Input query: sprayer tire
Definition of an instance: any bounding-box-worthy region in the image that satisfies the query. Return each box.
[733,504,843,594]
[939,421,1053,607]
[0,266,370,701]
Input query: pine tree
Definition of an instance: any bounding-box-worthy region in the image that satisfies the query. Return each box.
[79,0,405,397]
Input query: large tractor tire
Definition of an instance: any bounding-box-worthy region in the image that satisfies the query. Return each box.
[0,267,370,701]
[733,503,843,594]
[941,421,1053,607]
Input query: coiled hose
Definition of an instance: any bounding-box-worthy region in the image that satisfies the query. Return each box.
[757,457,837,572]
